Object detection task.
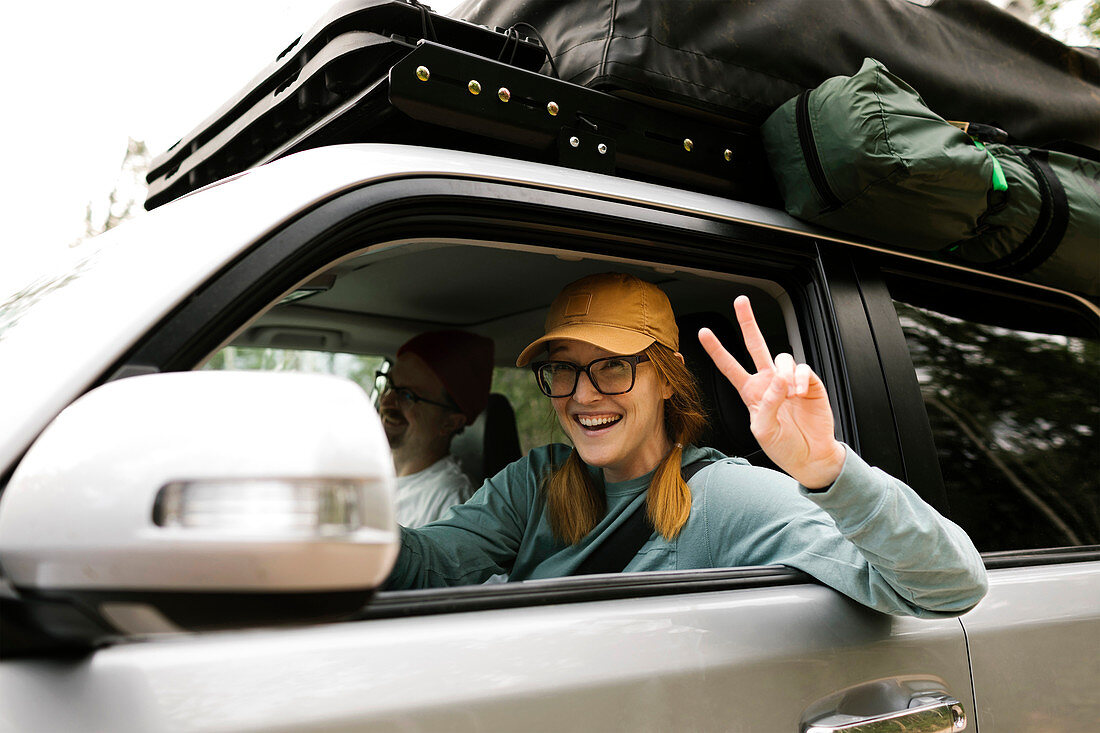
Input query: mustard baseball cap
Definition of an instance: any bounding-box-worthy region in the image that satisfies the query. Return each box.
[516,273,679,366]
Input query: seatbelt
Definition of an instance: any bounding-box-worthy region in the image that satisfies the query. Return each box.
[573,458,715,576]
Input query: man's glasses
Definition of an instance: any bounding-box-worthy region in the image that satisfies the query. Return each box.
[530,354,651,398]
[374,372,461,411]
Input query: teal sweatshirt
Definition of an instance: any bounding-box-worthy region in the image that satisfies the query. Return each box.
[386,444,988,617]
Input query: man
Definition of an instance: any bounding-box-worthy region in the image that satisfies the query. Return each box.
[377,330,494,527]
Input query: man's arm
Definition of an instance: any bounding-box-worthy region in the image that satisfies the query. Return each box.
[385,450,543,589]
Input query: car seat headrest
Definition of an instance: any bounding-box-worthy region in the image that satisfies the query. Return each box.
[451,392,522,490]
[676,311,758,459]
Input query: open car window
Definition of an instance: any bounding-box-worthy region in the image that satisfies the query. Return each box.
[886,278,1099,553]
[197,237,804,573]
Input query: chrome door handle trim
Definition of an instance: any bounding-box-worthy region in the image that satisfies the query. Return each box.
[805,693,967,732]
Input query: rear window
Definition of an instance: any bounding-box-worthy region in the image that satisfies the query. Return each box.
[890,294,1099,552]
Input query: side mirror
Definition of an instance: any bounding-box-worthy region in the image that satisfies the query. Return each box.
[0,371,397,645]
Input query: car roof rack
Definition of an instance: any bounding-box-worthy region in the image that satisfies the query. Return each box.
[144,0,774,211]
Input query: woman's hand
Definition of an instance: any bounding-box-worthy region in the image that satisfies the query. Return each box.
[698,296,846,488]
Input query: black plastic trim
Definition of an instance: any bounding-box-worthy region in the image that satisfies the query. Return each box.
[814,247,904,481]
[357,566,814,620]
[876,258,1098,339]
[23,587,375,634]
[851,257,951,513]
[2,587,376,656]
[982,546,1100,569]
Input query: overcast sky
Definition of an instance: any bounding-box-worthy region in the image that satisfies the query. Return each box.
[0,0,461,296]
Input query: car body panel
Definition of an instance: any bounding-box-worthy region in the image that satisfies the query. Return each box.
[963,561,1100,731]
[0,581,972,732]
[1,141,1095,732]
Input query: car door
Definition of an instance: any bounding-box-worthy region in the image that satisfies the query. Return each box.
[0,150,977,732]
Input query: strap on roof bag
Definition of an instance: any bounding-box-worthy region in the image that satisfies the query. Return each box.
[760,58,1100,297]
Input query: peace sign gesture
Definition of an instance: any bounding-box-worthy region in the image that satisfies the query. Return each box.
[698,296,847,489]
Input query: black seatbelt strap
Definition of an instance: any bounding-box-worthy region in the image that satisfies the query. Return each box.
[573,458,715,576]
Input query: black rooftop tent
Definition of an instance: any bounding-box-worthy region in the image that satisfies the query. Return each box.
[452,0,1100,150]
[144,0,1099,298]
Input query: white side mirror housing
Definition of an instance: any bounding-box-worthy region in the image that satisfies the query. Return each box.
[0,371,398,642]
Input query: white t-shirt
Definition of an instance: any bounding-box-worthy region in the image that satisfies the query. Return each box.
[394,455,474,528]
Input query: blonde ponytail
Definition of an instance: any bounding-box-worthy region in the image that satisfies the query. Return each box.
[645,344,707,538]
[646,441,693,538]
[544,448,605,544]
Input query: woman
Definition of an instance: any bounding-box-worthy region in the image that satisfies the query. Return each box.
[386,272,987,617]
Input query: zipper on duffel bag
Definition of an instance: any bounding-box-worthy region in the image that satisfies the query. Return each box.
[796,90,843,212]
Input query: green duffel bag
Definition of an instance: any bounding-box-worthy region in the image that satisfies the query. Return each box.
[761,57,1100,297]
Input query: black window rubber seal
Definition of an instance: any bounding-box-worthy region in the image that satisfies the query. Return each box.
[357,566,813,620]
[981,545,1100,569]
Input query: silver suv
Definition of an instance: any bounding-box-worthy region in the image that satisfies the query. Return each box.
[2,142,1097,732]
[1,3,1097,731]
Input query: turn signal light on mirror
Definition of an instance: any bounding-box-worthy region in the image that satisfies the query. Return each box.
[153,478,378,535]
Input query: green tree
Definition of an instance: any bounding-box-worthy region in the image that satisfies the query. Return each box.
[82,137,150,240]
[1007,0,1100,42]
[205,346,385,394]
[490,367,562,454]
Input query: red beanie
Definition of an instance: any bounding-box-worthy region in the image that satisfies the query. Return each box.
[397,330,494,425]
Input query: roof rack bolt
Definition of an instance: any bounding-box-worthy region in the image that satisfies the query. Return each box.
[547,101,559,116]
[597,143,608,155]
[683,138,694,152]
[416,66,430,82]
[468,80,482,95]
[723,148,733,162]
[569,136,580,148]
[498,87,511,102]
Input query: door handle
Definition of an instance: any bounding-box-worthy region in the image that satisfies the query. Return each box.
[804,693,967,732]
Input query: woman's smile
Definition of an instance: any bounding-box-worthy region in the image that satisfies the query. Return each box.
[573,412,623,430]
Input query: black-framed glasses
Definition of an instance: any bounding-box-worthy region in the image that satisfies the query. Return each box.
[531,353,651,398]
[374,371,461,412]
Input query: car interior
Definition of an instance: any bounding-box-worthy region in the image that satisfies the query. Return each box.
[204,239,803,489]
